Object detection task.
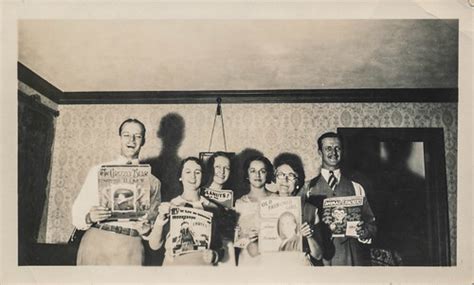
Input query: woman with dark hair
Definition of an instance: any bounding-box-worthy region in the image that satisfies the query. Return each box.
[273,153,305,196]
[234,155,277,266]
[148,157,224,265]
[272,153,323,265]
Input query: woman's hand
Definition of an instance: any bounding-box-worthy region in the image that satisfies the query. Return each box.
[246,228,260,257]
[248,228,259,243]
[202,249,218,265]
[87,206,111,223]
[154,202,171,227]
[148,203,171,250]
[300,222,314,239]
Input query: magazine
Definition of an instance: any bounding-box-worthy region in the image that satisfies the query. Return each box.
[258,197,302,252]
[322,196,364,237]
[169,207,213,256]
[98,165,151,221]
[202,188,234,208]
[234,201,259,248]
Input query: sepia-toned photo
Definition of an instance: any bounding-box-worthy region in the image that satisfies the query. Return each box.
[16,18,459,267]
[3,1,473,284]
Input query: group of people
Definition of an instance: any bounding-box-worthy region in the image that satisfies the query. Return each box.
[71,118,377,266]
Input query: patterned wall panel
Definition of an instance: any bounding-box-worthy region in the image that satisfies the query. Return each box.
[45,102,457,264]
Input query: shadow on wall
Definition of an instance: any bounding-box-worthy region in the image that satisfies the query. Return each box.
[144,113,185,203]
[373,140,427,266]
[343,135,428,265]
[142,113,186,266]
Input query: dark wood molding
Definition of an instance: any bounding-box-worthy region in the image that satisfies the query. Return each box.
[60,88,458,104]
[17,61,457,104]
[18,62,63,104]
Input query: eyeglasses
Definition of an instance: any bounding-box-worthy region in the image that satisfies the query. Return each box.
[275,172,298,182]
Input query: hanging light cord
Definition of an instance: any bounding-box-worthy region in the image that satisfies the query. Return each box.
[208,97,227,152]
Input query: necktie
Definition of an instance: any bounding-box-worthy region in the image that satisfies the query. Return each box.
[328,170,337,190]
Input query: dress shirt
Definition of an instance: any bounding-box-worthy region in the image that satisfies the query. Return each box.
[321,168,366,196]
[72,155,160,234]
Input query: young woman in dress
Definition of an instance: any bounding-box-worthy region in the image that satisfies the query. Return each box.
[148,157,223,265]
[202,151,237,266]
[234,155,276,265]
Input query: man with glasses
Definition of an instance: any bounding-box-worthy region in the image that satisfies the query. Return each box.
[300,132,376,266]
[72,118,161,265]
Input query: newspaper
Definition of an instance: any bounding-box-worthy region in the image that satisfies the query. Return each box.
[98,165,151,221]
[202,188,234,208]
[322,196,364,237]
[258,197,302,252]
[169,207,213,256]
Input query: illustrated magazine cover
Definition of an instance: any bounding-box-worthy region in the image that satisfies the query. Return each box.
[259,197,302,252]
[322,196,364,237]
[169,206,213,256]
[98,165,151,221]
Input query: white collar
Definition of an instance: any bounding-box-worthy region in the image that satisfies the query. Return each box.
[321,168,341,183]
[116,155,140,165]
[171,195,209,209]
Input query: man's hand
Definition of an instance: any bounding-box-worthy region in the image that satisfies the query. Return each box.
[154,202,170,227]
[136,213,151,235]
[300,222,314,238]
[87,206,111,223]
[202,249,218,265]
[355,221,371,240]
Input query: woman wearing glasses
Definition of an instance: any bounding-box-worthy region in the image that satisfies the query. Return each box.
[272,153,323,265]
[234,155,276,266]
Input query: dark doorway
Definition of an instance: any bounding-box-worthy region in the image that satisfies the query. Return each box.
[18,92,57,265]
[338,128,450,266]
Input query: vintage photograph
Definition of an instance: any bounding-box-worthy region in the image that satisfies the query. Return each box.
[13,12,465,281]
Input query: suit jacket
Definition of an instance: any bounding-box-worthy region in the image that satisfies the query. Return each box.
[299,173,376,266]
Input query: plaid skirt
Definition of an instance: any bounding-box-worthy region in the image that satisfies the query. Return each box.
[76,227,144,265]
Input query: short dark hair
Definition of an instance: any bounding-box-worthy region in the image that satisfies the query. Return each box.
[205,152,233,187]
[119,118,146,137]
[178,156,206,188]
[317,132,343,151]
[273,152,306,191]
[243,155,274,184]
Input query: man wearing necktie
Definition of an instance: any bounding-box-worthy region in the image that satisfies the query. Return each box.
[300,132,376,266]
[72,118,161,265]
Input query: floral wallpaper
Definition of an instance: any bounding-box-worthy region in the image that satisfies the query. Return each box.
[45,102,457,264]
